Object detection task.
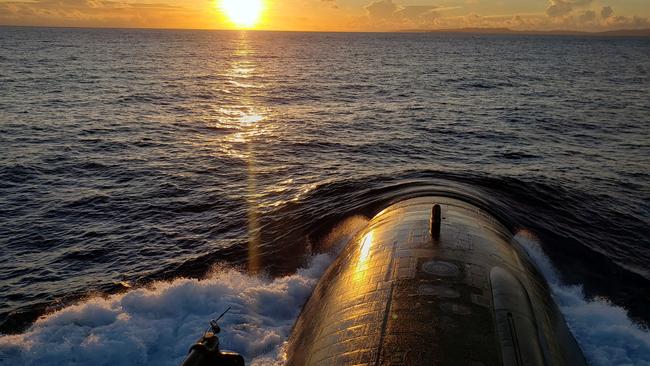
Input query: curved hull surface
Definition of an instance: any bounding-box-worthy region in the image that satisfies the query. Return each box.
[287,196,585,366]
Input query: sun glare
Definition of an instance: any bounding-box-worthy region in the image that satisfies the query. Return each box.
[220,0,263,28]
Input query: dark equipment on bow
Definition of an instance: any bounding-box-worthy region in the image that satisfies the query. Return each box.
[180,307,245,366]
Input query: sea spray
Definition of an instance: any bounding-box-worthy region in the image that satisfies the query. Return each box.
[0,216,370,366]
[516,231,650,366]
[0,253,333,366]
[2,220,648,365]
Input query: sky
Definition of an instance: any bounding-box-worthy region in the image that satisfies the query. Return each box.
[0,0,649,32]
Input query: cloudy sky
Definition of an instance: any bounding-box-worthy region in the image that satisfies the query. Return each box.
[0,0,649,31]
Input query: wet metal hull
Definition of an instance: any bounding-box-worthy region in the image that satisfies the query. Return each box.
[287,196,586,365]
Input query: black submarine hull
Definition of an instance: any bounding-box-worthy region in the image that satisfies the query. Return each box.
[286,196,586,365]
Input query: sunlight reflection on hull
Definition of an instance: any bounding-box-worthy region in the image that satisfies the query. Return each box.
[354,231,374,282]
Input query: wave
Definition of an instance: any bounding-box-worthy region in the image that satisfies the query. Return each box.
[1,210,648,365]
[2,172,648,334]
[0,254,333,366]
[0,216,368,366]
[516,232,650,366]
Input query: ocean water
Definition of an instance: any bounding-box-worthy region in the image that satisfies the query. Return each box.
[0,27,649,365]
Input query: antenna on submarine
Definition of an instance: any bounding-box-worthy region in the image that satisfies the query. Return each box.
[208,306,231,335]
[430,204,442,240]
[181,306,245,366]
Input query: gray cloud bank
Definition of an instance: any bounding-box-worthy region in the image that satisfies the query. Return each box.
[362,0,649,31]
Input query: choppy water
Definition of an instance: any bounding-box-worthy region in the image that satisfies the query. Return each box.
[0,27,649,365]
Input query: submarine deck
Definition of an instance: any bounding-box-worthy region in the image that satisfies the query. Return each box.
[286,196,585,366]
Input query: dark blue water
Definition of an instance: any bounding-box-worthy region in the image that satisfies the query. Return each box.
[0,27,649,364]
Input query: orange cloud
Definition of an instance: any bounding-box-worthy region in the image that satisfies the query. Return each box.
[0,0,214,28]
[0,0,648,31]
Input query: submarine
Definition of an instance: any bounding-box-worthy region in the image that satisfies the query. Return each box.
[182,196,587,365]
[285,196,586,365]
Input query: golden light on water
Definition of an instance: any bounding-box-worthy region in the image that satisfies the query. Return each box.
[219,32,265,273]
[210,32,271,273]
[240,114,264,124]
[219,0,264,28]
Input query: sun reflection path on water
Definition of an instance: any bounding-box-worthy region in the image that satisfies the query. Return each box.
[240,114,264,124]
[220,32,268,274]
[220,33,267,128]
[208,32,319,274]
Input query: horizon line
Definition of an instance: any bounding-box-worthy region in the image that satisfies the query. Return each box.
[1,24,650,37]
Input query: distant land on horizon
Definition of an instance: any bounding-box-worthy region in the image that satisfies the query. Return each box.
[401,27,650,37]
[1,25,650,37]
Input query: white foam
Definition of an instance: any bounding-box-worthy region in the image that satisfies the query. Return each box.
[0,216,370,366]
[0,253,334,366]
[515,231,650,366]
[4,221,647,366]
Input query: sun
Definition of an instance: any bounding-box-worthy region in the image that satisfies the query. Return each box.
[220,0,264,28]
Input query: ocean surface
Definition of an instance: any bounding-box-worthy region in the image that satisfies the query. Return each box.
[0,27,649,365]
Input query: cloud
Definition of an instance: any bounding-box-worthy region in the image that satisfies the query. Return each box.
[398,6,438,23]
[364,0,438,27]
[0,0,196,28]
[546,0,592,18]
[546,1,573,18]
[365,0,400,21]
[578,10,596,23]
[603,15,650,29]
[526,1,650,31]
[601,6,614,19]
[321,0,338,9]
[418,5,649,33]
[0,0,648,32]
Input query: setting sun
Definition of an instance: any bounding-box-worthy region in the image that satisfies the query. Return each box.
[220,0,263,28]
